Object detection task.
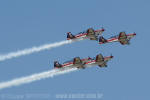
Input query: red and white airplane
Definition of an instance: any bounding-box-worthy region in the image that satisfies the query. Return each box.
[99,32,136,45]
[54,54,113,69]
[67,28,105,41]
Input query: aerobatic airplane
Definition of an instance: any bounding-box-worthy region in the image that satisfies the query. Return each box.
[99,32,136,45]
[67,28,105,41]
[54,54,113,69]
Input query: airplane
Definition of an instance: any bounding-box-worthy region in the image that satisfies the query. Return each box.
[67,28,105,41]
[54,54,113,69]
[99,32,136,45]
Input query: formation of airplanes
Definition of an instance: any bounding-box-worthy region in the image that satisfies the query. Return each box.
[54,54,113,69]
[52,27,136,70]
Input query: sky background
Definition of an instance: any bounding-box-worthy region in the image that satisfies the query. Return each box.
[0,0,149,100]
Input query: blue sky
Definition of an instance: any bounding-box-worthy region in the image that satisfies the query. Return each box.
[0,0,149,99]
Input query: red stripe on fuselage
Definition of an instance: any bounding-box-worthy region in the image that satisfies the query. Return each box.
[99,38,118,44]
[126,33,136,36]
[62,58,91,67]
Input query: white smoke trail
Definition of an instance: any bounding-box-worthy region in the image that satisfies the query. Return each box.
[0,40,74,61]
[0,67,78,90]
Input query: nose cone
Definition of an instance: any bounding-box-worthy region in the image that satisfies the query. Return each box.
[110,56,114,58]
[101,28,105,31]
[133,33,136,36]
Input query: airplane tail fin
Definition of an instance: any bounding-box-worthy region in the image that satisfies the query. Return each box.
[99,36,107,43]
[67,32,75,39]
[54,61,62,68]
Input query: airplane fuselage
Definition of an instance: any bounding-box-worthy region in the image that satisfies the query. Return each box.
[99,33,136,44]
[67,29,104,40]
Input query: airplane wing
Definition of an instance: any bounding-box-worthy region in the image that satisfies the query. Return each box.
[86,28,98,40]
[96,54,113,68]
[119,32,127,39]
[89,36,98,40]
[96,54,104,62]
[98,62,107,67]
[118,32,129,45]
[98,55,113,67]
[73,57,85,69]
